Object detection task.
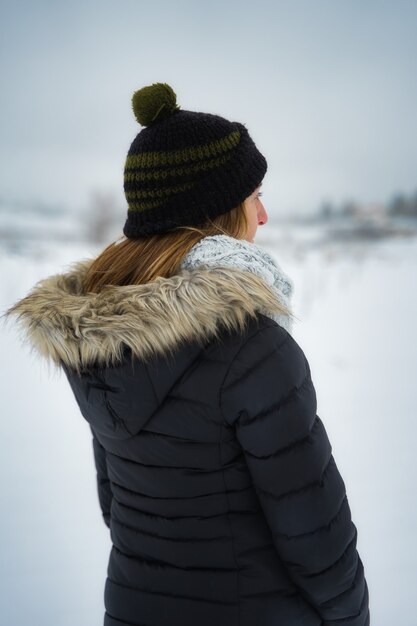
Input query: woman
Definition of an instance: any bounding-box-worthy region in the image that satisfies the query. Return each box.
[3,82,370,626]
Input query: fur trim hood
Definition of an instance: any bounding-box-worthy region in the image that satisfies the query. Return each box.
[1,235,295,375]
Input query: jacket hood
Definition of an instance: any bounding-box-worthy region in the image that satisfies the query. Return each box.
[1,236,296,376]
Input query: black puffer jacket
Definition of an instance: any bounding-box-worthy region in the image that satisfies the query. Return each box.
[4,252,370,626]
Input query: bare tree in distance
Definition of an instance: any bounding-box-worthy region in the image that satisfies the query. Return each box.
[86,190,124,244]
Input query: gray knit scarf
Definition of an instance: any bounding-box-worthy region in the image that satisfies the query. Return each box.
[180,234,295,335]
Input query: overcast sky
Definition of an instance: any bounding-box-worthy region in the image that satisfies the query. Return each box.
[1,0,416,217]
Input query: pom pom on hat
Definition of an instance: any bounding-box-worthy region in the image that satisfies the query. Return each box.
[131,82,181,126]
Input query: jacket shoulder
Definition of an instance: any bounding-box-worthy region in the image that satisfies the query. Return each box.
[220,315,310,427]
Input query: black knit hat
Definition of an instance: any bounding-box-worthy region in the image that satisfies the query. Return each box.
[123,82,267,238]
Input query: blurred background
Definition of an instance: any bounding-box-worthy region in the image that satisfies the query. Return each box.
[1,1,416,624]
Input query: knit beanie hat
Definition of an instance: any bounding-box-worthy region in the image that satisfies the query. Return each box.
[123,82,268,238]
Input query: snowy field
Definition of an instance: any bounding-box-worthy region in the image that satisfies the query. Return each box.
[1,231,416,626]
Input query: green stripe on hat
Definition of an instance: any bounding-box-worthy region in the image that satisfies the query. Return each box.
[125,181,195,200]
[124,153,233,182]
[127,198,165,211]
[125,130,241,169]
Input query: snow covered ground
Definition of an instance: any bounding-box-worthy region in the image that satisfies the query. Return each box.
[1,230,416,626]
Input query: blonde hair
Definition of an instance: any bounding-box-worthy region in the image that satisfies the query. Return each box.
[83,201,250,293]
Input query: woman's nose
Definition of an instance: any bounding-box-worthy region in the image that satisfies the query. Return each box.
[258,203,268,225]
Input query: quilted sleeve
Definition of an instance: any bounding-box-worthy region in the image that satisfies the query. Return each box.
[90,425,112,529]
[220,322,370,625]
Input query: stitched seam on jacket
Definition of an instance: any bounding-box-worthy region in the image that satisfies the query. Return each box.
[222,330,291,394]
[107,577,237,605]
[219,321,281,426]
[329,580,368,622]
[273,493,348,540]
[112,496,259,520]
[256,453,334,501]
[219,422,241,626]
[318,549,362,607]
[110,478,252,499]
[144,361,160,404]
[221,342,285,392]
[318,586,368,623]
[112,544,239,572]
[308,527,358,579]
[243,413,320,460]
[242,368,311,428]
[104,610,145,626]
[111,517,230,542]
[106,447,225,471]
[221,326,267,394]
